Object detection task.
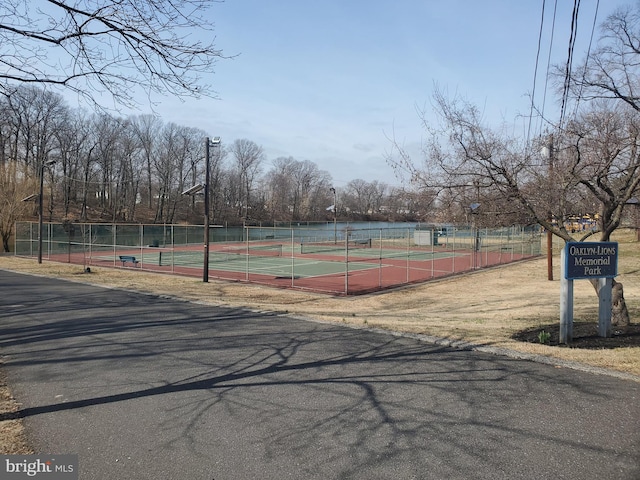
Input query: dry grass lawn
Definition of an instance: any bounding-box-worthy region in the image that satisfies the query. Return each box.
[1,229,640,453]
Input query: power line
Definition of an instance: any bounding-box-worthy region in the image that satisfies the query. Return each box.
[559,0,582,128]
[527,0,548,147]
[572,0,600,117]
[540,0,559,132]
[528,0,560,146]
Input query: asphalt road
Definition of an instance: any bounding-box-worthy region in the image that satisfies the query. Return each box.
[0,270,639,479]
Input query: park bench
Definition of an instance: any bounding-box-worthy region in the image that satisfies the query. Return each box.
[119,255,139,267]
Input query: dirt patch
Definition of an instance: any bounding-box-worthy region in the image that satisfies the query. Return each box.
[512,322,640,349]
[0,370,32,455]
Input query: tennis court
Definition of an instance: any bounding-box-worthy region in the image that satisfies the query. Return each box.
[14,222,543,295]
[100,244,381,279]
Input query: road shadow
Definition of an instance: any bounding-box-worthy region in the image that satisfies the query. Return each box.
[1,271,638,479]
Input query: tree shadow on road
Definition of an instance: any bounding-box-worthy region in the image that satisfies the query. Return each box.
[1,274,639,478]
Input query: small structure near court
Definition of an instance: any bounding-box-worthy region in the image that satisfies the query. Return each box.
[413,226,439,246]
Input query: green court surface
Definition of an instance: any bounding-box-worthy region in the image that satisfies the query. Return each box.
[103,250,380,278]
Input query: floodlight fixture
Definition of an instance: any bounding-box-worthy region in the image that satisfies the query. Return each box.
[22,193,38,202]
[210,136,221,145]
[182,184,205,196]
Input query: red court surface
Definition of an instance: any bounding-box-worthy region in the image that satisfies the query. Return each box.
[41,244,538,295]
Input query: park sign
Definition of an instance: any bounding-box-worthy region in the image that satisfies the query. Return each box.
[564,241,618,280]
[560,241,618,344]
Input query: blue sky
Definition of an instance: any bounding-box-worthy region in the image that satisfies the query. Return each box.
[123,0,627,187]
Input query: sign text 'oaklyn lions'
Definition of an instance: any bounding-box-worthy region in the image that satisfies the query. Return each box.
[564,242,618,280]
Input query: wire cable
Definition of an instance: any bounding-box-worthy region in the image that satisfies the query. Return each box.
[527,0,547,148]
[540,0,559,133]
[559,0,581,128]
[572,0,600,117]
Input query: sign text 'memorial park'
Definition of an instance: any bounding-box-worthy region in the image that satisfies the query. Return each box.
[564,242,618,280]
[560,241,619,343]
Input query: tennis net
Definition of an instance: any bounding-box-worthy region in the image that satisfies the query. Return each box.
[300,238,371,254]
[159,243,283,266]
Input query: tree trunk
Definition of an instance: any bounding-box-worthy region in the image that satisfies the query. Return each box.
[594,278,630,326]
[611,279,630,326]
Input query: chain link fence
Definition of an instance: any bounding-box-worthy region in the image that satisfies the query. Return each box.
[14,222,542,294]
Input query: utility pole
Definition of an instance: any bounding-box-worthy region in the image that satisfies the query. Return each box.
[204,137,211,282]
[202,136,221,282]
[330,187,337,243]
[547,135,554,281]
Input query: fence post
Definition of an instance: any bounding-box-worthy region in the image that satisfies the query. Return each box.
[378,229,382,288]
[452,228,456,274]
[245,226,249,281]
[171,225,175,273]
[406,228,410,283]
[431,227,435,278]
[46,223,51,260]
[344,236,348,294]
[291,228,295,288]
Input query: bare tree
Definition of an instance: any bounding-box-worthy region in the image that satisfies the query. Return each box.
[2,86,67,172]
[0,0,225,109]
[343,179,388,219]
[115,120,142,222]
[561,104,640,241]
[92,113,126,219]
[304,168,333,220]
[262,157,333,222]
[157,123,203,223]
[0,86,67,230]
[289,159,330,220]
[0,161,36,252]
[264,157,297,221]
[568,4,640,113]
[53,109,93,217]
[229,139,264,223]
[387,88,637,326]
[130,115,163,210]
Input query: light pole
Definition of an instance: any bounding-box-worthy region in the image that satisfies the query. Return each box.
[183,136,221,282]
[203,136,222,282]
[38,159,56,263]
[330,187,337,243]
